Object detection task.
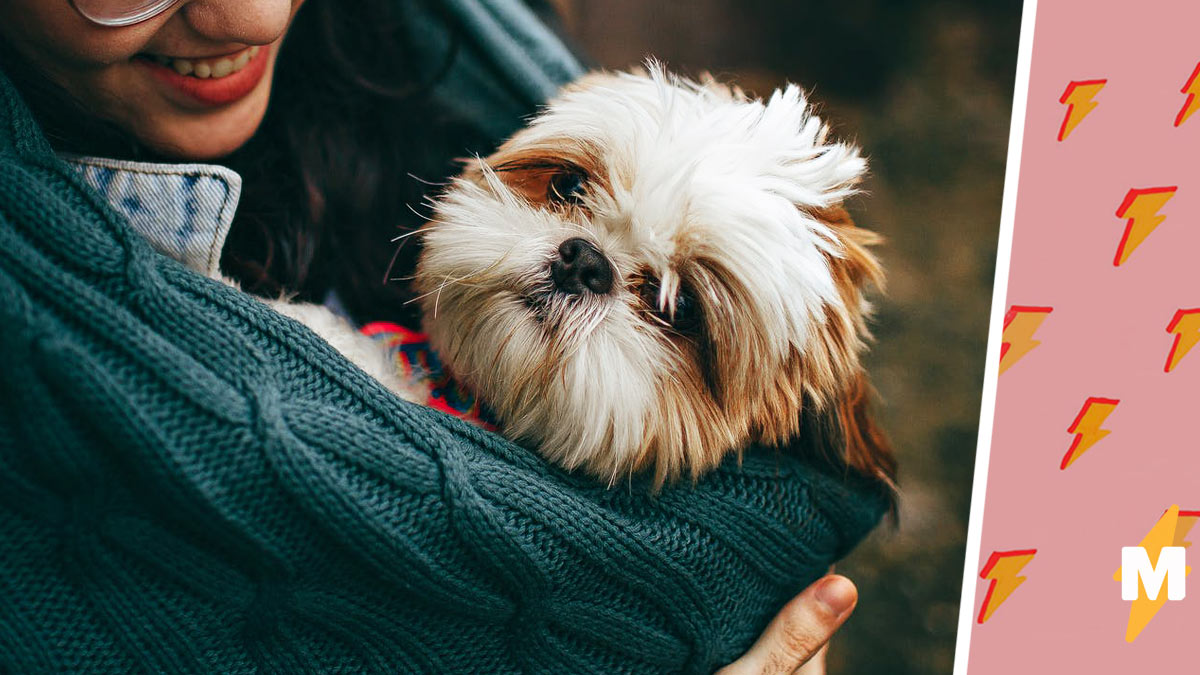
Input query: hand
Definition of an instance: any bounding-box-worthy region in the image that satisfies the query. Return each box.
[716,574,858,675]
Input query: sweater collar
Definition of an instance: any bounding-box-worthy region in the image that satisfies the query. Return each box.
[62,155,242,280]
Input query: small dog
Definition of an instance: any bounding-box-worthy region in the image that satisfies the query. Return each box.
[412,65,894,488]
[273,65,895,489]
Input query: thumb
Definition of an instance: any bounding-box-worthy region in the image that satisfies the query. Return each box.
[716,575,858,675]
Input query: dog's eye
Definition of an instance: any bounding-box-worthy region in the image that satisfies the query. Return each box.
[641,280,703,334]
[671,289,702,332]
[547,170,587,205]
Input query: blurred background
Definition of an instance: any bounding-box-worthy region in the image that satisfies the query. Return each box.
[536,1,1023,672]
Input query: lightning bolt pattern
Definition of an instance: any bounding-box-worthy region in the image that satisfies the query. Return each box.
[999,305,1052,375]
[1175,62,1200,127]
[977,549,1038,624]
[1061,397,1119,469]
[969,4,1200,669]
[1113,187,1177,266]
[1111,506,1197,642]
[1057,79,1106,141]
[1164,309,1200,372]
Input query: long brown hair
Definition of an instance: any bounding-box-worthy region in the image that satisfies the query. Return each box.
[221,1,501,325]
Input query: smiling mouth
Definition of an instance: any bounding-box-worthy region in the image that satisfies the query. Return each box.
[138,46,261,80]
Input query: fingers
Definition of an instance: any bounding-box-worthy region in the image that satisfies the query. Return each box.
[716,574,858,675]
[792,643,827,675]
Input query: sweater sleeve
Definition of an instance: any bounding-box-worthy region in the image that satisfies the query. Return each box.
[0,18,886,675]
[400,0,586,140]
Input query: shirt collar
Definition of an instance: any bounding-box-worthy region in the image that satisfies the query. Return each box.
[63,155,242,279]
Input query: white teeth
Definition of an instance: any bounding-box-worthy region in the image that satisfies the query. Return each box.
[155,46,261,80]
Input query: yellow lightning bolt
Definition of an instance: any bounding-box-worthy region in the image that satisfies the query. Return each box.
[977,549,1037,623]
[1113,505,1196,642]
[1000,306,1052,375]
[1058,79,1106,141]
[1061,397,1119,470]
[1113,187,1177,266]
[1175,62,1200,127]
[1165,309,1200,373]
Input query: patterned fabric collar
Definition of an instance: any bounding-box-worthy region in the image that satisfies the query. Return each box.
[63,155,242,280]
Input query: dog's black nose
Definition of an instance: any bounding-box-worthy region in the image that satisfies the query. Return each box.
[551,238,613,295]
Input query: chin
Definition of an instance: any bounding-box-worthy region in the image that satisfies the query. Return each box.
[136,91,271,160]
[414,64,896,489]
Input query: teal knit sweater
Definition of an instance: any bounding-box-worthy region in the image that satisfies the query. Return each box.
[0,4,887,673]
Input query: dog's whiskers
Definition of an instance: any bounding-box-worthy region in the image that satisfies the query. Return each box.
[407,172,449,187]
[389,228,423,243]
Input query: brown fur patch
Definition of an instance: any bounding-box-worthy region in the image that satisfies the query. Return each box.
[809,205,898,496]
[463,140,611,208]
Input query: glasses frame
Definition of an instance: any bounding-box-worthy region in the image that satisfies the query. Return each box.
[70,0,185,27]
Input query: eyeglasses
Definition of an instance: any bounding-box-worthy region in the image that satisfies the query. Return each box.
[71,0,185,27]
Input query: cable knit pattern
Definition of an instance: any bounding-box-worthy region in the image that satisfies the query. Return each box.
[0,67,886,673]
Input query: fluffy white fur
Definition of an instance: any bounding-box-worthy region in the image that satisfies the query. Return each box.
[257,65,888,487]
[412,65,882,485]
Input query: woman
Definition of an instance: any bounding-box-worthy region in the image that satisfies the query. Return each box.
[0,1,877,672]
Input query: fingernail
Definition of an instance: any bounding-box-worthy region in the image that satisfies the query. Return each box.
[814,575,857,617]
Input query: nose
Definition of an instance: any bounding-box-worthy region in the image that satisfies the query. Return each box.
[551,238,613,295]
[179,0,294,45]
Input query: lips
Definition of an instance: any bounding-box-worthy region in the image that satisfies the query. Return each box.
[137,44,272,107]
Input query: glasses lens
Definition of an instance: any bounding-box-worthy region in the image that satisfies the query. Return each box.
[72,0,183,27]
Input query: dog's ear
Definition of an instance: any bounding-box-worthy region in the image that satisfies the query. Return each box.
[808,205,897,505]
[794,371,897,514]
[813,205,885,292]
[834,369,897,492]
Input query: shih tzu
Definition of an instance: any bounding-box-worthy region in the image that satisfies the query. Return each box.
[271,65,895,490]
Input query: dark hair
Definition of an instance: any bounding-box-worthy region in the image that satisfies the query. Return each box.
[1,0,497,327]
[221,0,497,325]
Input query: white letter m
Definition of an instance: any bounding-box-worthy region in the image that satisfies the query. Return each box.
[1122,546,1186,601]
